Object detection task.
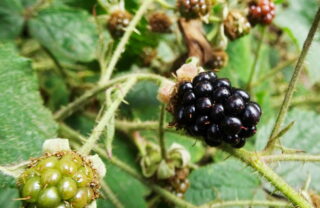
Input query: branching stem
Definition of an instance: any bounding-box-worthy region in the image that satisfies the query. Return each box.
[99,0,154,83]
[265,7,320,153]
[79,78,137,155]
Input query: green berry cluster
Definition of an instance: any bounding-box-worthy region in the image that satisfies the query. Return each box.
[17,151,100,208]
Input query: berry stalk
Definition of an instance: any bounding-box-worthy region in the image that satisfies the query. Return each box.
[222,146,314,208]
[265,6,320,153]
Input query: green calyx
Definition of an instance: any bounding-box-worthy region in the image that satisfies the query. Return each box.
[17,151,100,208]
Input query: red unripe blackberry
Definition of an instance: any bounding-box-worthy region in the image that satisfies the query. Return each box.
[247,0,275,26]
[107,10,132,38]
[177,0,212,19]
[148,12,172,33]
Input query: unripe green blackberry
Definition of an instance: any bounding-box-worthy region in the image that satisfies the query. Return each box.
[148,12,172,33]
[177,0,212,19]
[107,10,132,38]
[17,151,100,208]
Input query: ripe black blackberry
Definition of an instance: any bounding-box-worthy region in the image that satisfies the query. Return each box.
[107,10,132,38]
[177,0,211,19]
[247,0,275,26]
[148,12,172,33]
[171,71,262,148]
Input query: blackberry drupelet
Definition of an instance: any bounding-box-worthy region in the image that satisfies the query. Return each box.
[247,0,275,26]
[172,71,262,148]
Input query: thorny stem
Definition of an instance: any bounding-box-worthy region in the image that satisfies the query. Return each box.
[99,0,154,84]
[159,104,167,160]
[200,200,291,208]
[262,154,320,163]
[264,7,320,153]
[251,56,298,88]
[101,181,124,208]
[54,73,168,121]
[79,78,137,155]
[221,146,313,208]
[246,26,266,91]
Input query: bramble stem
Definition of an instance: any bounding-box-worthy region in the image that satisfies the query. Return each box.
[246,26,266,91]
[264,7,320,153]
[200,200,291,208]
[221,146,313,208]
[54,73,168,121]
[101,181,124,208]
[99,0,154,84]
[159,104,167,160]
[262,154,320,163]
[79,78,137,155]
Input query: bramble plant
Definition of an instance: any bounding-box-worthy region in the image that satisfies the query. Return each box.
[0,0,320,208]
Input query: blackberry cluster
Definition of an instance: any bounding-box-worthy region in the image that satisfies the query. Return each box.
[177,0,211,19]
[18,151,99,208]
[148,12,172,33]
[173,71,261,148]
[247,0,275,26]
[107,10,132,38]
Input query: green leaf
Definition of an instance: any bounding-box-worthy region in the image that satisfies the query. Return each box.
[185,159,262,205]
[0,43,57,186]
[0,188,20,207]
[256,110,320,192]
[121,81,161,121]
[219,35,253,87]
[0,0,24,40]
[28,7,98,62]
[275,0,320,83]
[99,134,148,208]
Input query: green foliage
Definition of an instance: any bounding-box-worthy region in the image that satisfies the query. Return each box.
[28,7,99,62]
[0,0,24,40]
[0,44,57,186]
[256,110,320,192]
[185,159,262,205]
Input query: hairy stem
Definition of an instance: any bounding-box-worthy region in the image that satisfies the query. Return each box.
[54,73,168,121]
[99,0,154,83]
[246,26,266,91]
[222,146,313,208]
[265,7,320,153]
[159,104,167,160]
[201,200,291,208]
[62,124,198,208]
[79,78,137,155]
[101,181,124,208]
[262,154,320,163]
